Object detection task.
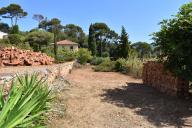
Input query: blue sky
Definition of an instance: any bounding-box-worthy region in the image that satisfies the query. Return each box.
[0,0,191,43]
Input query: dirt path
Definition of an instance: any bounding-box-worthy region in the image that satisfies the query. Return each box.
[49,67,192,128]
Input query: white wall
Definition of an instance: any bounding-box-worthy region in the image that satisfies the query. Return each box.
[0,32,8,39]
[58,45,79,51]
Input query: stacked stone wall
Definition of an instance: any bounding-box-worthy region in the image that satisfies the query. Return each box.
[143,61,189,96]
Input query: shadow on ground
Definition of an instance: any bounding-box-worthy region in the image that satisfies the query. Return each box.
[101,83,192,128]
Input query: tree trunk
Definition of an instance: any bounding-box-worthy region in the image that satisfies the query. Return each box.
[54,32,57,59]
[11,18,13,27]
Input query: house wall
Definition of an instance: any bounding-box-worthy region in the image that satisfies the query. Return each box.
[58,45,78,51]
[0,33,8,39]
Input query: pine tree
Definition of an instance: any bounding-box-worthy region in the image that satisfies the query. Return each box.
[119,26,130,58]
[88,24,97,56]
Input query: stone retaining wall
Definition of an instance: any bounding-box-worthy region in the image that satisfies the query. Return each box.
[0,61,74,94]
[143,61,189,97]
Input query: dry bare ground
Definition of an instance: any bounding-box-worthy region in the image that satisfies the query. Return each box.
[48,66,192,128]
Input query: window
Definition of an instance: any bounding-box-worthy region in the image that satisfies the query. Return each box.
[70,46,73,50]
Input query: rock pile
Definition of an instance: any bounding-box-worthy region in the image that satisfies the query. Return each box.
[143,61,189,97]
[0,47,54,66]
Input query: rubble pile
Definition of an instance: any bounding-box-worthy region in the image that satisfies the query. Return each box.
[0,47,54,66]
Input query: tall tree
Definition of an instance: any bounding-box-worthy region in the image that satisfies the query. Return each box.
[88,23,119,57]
[39,19,49,30]
[39,18,63,57]
[92,23,110,56]
[88,24,96,55]
[26,30,53,51]
[63,24,86,47]
[0,22,10,33]
[131,42,152,59]
[119,26,130,58]
[47,18,63,57]
[33,14,44,24]
[0,4,27,27]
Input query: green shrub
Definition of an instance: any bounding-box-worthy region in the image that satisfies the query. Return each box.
[8,34,23,45]
[94,57,143,78]
[0,38,32,50]
[77,48,92,64]
[56,49,77,63]
[126,58,143,78]
[90,57,106,65]
[94,58,116,72]
[0,39,11,48]
[10,25,19,34]
[0,74,51,128]
[115,58,128,72]
[17,42,33,50]
[42,46,55,58]
[101,52,109,57]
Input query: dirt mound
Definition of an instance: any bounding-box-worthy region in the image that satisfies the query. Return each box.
[0,47,54,66]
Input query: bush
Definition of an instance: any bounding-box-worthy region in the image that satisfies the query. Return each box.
[0,38,32,50]
[56,49,77,63]
[101,52,109,57]
[8,34,23,45]
[94,58,116,72]
[77,48,92,64]
[126,58,143,78]
[152,3,192,80]
[90,57,106,65]
[17,42,33,50]
[0,74,51,127]
[0,39,11,48]
[42,46,55,58]
[94,57,143,78]
[10,25,19,34]
[115,58,128,72]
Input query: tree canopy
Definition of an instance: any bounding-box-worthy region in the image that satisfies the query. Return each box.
[0,4,27,27]
[118,26,130,58]
[26,30,53,51]
[0,22,10,33]
[131,42,152,59]
[152,2,192,80]
[88,23,119,57]
[63,24,86,47]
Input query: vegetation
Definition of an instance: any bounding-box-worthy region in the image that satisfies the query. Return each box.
[131,42,152,59]
[26,30,53,51]
[63,24,86,47]
[77,48,92,64]
[56,48,77,63]
[152,2,192,81]
[0,35,32,50]
[88,23,119,57]
[94,58,116,72]
[0,4,27,27]
[94,57,143,78]
[118,26,130,58]
[0,22,10,33]
[0,3,155,65]
[0,74,51,128]
[90,57,106,65]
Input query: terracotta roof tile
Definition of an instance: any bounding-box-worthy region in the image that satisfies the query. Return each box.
[56,40,78,45]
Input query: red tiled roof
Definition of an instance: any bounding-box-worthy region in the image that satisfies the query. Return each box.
[56,40,78,45]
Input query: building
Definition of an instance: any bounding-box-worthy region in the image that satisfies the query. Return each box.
[0,31,8,39]
[56,40,79,51]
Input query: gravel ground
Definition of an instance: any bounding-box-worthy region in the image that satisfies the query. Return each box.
[48,66,192,128]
